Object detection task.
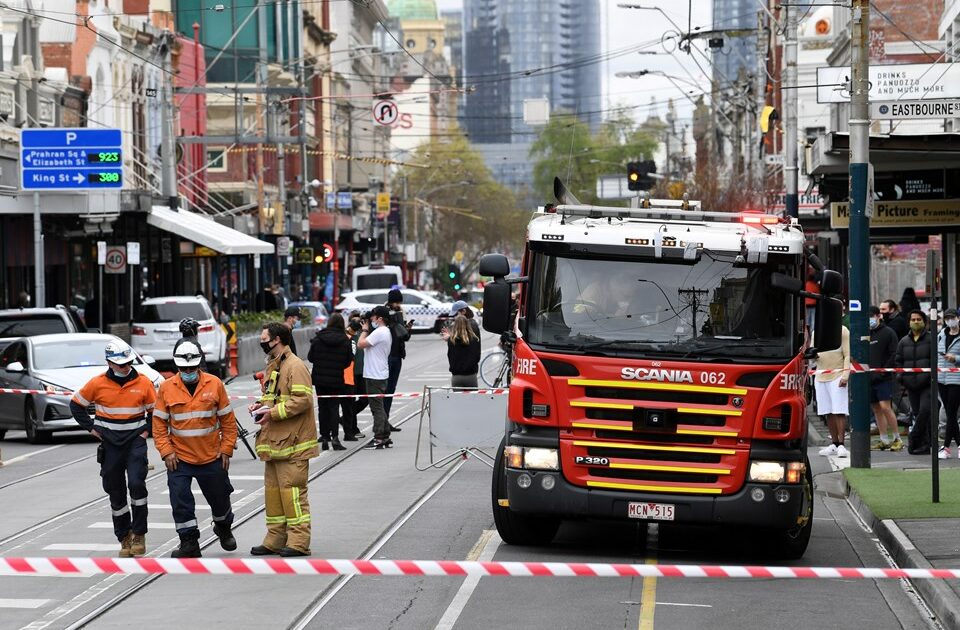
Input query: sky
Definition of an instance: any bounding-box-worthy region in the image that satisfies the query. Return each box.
[433,0,715,131]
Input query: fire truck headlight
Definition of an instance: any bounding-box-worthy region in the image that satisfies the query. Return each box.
[748,461,785,483]
[504,446,524,468]
[523,448,559,470]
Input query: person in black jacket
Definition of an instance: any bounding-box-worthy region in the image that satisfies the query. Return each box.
[383,289,413,426]
[880,299,908,340]
[447,316,481,387]
[895,310,935,454]
[870,305,902,451]
[307,313,353,450]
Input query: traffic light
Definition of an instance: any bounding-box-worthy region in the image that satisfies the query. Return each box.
[627,162,641,191]
[447,263,462,292]
[627,160,656,191]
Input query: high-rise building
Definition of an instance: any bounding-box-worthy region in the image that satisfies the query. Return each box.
[710,0,757,87]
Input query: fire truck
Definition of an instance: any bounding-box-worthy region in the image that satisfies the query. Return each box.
[480,184,842,559]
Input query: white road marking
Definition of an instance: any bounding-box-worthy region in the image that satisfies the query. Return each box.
[0,444,66,465]
[89,522,176,529]
[0,599,49,609]
[434,530,502,630]
[42,543,120,551]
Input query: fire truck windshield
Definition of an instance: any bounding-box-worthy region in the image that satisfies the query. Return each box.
[526,251,799,360]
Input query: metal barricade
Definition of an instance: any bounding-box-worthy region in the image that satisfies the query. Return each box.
[414,386,507,470]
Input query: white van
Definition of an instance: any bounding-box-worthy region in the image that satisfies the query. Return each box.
[352,264,403,292]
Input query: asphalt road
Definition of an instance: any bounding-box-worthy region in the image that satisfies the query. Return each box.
[0,332,942,630]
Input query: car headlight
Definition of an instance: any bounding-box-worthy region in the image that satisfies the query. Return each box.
[40,381,71,396]
[748,461,785,483]
[523,447,559,471]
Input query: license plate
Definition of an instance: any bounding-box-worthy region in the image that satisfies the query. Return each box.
[159,331,180,339]
[627,501,675,521]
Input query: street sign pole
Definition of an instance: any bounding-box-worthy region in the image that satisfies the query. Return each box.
[33,191,43,307]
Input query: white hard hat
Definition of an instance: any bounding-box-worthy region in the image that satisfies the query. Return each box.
[173,340,203,368]
[104,340,135,365]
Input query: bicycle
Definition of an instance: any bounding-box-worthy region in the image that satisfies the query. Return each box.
[479,332,514,388]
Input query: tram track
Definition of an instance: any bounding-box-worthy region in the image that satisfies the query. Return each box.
[0,454,97,493]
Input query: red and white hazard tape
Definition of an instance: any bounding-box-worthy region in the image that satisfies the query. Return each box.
[0,388,507,399]
[810,366,960,375]
[1,557,959,579]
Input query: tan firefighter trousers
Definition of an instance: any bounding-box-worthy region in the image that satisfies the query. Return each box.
[262,459,311,552]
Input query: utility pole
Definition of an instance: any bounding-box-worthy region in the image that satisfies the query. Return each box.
[160,32,178,211]
[256,0,267,288]
[849,0,872,469]
[783,3,799,218]
[755,10,767,192]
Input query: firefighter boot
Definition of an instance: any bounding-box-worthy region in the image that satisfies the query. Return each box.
[118,532,134,558]
[130,533,147,557]
[171,532,201,558]
[213,522,237,552]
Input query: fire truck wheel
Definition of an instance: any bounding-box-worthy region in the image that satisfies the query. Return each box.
[491,438,561,546]
[762,456,814,560]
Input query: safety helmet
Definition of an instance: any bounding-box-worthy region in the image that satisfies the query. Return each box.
[179,317,200,337]
[104,340,135,365]
[173,340,203,368]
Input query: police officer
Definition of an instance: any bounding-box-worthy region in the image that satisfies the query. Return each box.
[153,340,238,558]
[70,340,156,557]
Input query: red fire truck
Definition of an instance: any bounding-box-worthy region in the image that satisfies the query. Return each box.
[480,189,842,559]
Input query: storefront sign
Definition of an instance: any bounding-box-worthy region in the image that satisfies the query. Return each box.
[831,199,960,229]
[817,63,960,104]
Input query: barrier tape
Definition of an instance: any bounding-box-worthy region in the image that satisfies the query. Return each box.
[1,557,959,579]
[810,365,960,375]
[0,388,508,400]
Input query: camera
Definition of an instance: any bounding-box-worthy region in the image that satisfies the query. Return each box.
[361,310,373,322]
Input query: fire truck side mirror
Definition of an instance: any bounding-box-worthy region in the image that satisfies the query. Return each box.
[820,269,843,296]
[482,281,512,335]
[479,253,510,278]
[813,297,843,352]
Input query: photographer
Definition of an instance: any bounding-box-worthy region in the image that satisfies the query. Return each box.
[357,306,394,450]
[383,289,413,426]
[179,318,208,371]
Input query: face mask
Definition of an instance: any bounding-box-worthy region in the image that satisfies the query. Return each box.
[910,322,925,333]
[370,320,380,329]
[947,319,959,330]
[180,370,199,383]
[881,312,891,321]
[260,340,275,355]
[869,318,878,329]
[111,366,131,378]
[293,320,302,329]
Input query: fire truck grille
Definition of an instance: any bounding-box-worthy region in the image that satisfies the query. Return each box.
[585,407,726,427]
[585,446,723,464]
[584,386,728,406]
[593,430,714,445]
[589,467,718,485]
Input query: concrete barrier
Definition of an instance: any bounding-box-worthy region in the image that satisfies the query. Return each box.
[236,326,317,376]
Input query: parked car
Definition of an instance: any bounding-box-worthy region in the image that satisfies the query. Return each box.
[0,333,164,443]
[0,305,89,337]
[288,301,329,328]
[335,288,453,332]
[131,296,228,376]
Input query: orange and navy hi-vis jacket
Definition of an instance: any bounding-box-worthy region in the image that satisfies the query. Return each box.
[152,372,238,465]
[255,348,319,461]
[71,369,156,446]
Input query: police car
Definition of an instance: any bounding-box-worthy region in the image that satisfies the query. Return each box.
[335,289,452,333]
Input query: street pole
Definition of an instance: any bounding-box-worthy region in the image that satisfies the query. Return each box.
[755,10,766,192]
[783,3,798,219]
[33,192,43,307]
[849,0,872,469]
[928,250,941,502]
[256,0,268,292]
[160,32,178,211]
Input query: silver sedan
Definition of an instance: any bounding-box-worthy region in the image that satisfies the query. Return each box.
[0,334,164,443]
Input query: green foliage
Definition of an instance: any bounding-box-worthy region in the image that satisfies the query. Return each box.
[529,111,659,204]
[233,311,285,336]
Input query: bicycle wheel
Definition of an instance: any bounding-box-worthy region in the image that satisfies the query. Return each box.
[479,351,507,388]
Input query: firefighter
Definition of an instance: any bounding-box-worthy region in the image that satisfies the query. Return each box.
[248,322,319,557]
[152,340,238,558]
[70,340,156,557]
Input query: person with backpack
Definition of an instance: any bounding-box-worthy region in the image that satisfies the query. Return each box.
[307,313,353,451]
[383,289,413,428]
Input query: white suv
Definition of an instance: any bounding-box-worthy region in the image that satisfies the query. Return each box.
[131,296,227,376]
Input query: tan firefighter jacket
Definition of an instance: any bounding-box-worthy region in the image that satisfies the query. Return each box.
[255,347,319,461]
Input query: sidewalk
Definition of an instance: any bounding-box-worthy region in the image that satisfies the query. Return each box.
[810,416,960,629]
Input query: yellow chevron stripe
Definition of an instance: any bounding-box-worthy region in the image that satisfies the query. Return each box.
[572,439,736,455]
[677,428,739,437]
[609,462,731,475]
[586,480,723,494]
[568,378,746,396]
[571,422,632,432]
[570,401,634,410]
[676,407,743,417]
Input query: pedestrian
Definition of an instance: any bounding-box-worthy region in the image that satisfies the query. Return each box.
[69,340,156,557]
[307,313,353,451]
[447,300,481,337]
[152,340,238,558]
[447,315,481,388]
[880,299,908,339]
[938,308,960,459]
[283,306,301,357]
[816,325,850,458]
[383,289,412,430]
[340,319,363,441]
[348,318,369,425]
[869,305,903,451]
[895,310,935,455]
[358,305,394,450]
[248,322,319,557]
[900,287,921,316]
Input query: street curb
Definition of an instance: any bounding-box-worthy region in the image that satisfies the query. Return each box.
[844,477,960,630]
[806,414,830,447]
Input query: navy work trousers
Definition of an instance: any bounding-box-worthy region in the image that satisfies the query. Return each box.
[101,436,149,541]
[167,459,234,535]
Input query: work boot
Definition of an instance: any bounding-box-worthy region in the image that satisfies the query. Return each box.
[250,545,280,556]
[213,522,237,552]
[331,438,346,451]
[118,532,133,558]
[171,532,201,558]
[129,533,146,557]
[279,547,310,557]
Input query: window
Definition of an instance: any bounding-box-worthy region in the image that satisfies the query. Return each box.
[0,315,70,337]
[402,293,426,305]
[137,303,211,323]
[406,38,416,49]
[207,148,227,172]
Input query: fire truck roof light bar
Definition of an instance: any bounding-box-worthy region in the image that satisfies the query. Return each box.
[553,204,785,226]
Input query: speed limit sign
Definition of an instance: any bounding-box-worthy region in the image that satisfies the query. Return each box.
[104,246,126,274]
[372,99,399,126]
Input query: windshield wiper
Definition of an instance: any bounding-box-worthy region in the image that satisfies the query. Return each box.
[675,341,780,360]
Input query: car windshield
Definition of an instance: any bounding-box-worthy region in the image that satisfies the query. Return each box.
[357,274,398,290]
[137,303,209,323]
[32,339,144,370]
[0,315,70,337]
[526,251,799,360]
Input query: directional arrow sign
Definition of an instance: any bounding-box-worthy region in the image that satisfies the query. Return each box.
[20,128,123,191]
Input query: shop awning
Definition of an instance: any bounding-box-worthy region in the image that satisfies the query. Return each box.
[147,206,274,255]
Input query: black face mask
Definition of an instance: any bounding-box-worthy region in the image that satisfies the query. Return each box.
[260,340,275,355]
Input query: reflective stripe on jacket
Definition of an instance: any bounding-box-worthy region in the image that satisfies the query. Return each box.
[152,372,238,465]
[71,371,156,445]
[255,348,319,461]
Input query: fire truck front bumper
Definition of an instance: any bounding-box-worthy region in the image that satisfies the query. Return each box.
[504,468,805,528]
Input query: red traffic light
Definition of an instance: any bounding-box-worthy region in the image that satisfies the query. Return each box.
[321,242,334,262]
